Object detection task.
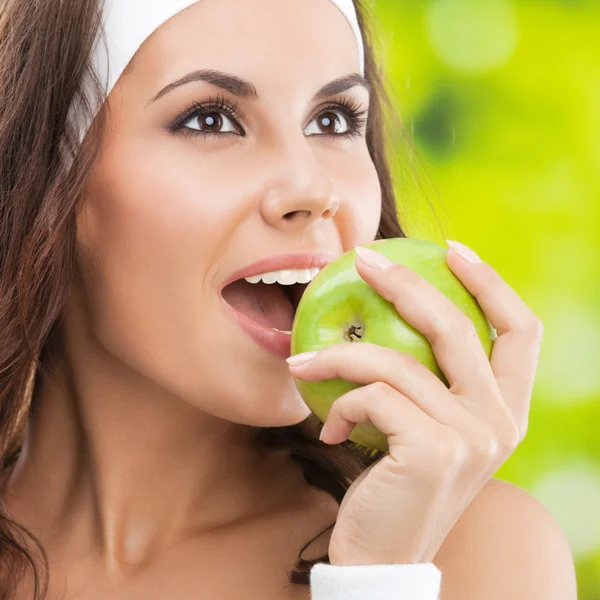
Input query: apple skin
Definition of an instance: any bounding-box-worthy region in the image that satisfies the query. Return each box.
[290,237,496,456]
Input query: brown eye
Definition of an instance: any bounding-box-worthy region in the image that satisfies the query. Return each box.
[305,110,350,136]
[185,110,239,134]
[198,112,222,131]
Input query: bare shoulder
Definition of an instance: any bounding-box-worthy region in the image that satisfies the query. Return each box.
[433,477,578,600]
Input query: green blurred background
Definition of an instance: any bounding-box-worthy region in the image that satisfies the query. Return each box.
[369,0,600,596]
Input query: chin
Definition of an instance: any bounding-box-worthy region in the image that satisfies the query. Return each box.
[255,387,312,428]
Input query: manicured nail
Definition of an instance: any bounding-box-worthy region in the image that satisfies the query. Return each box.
[286,351,318,366]
[446,240,482,264]
[354,246,394,270]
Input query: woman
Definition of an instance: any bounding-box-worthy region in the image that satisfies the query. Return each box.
[0,0,577,598]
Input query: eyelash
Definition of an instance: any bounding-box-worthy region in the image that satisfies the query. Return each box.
[168,92,368,140]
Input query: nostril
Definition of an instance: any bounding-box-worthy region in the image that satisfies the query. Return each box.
[283,210,311,221]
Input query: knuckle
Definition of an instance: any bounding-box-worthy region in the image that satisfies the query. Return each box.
[366,382,398,415]
[315,345,335,362]
[462,317,480,340]
[440,428,508,471]
[471,430,502,463]
[366,381,393,403]
[362,381,385,403]
[480,266,504,289]
[493,408,523,452]
[436,429,467,468]
[513,313,544,340]
[528,316,545,340]
[500,422,523,451]
[385,268,419,306]
[396,350,423,369]
[370,381,390,396]
[432,315,478,344]
[392,263,421,286]
[484,418,520,455]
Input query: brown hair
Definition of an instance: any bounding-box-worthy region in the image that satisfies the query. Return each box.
[0,0,428,597]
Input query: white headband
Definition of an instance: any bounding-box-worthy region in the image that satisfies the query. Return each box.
[68,0,365,150]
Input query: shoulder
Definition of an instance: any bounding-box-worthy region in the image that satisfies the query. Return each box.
[433,477,578,600]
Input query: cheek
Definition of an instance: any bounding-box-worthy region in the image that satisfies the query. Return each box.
[75,142,235,388]
[80,131,245,276]
[339,154,382,246]
[83,141,223,249]
[360,158,383,227]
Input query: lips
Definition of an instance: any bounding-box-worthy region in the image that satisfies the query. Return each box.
[219,252,335,327]
[218,251,336,357]
[220,252,336,290]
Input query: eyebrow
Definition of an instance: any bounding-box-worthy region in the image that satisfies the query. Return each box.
[145,69,371,106]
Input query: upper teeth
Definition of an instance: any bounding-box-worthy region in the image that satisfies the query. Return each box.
[244,267,321,285]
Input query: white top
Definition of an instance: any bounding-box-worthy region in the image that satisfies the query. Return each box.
[310,562,442,599]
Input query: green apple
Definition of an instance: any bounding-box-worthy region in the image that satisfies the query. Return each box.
[290,237,496,456]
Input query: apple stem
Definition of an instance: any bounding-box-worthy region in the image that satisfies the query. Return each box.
[344,323,364,342]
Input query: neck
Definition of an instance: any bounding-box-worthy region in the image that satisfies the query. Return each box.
[5,323,298,576]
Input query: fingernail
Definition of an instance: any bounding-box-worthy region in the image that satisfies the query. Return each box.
[446,240,482,264]
[286,351,318,366]
[354,246,394,270]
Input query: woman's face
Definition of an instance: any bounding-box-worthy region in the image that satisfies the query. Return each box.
[76,0,382,428]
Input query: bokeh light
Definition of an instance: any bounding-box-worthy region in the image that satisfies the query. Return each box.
[536,299,600,404]
[531,462,600,560]
[426,0,517,73]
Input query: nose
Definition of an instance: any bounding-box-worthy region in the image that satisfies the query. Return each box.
[260,148,340,231]
[263,189,340,230]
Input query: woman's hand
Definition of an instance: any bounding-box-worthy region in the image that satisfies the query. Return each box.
[286,241,544,567]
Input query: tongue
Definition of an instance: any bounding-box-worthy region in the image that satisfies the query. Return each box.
[222,280,294,331]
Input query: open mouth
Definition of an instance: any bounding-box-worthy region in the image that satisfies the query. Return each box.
[220,279,309,333]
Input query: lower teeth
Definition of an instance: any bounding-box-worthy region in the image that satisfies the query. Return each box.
[272,328,292,335]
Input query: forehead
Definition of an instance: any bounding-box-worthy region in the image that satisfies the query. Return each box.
[125,0,361,92]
